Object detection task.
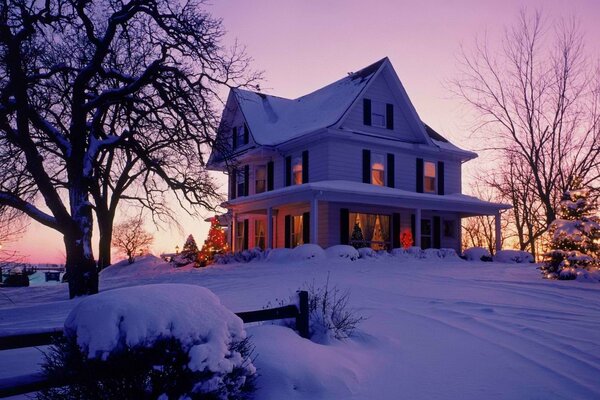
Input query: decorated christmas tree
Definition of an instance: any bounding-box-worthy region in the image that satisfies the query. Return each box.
[542,177,600,280]
[350,222,367,249]
[198,217,229,266]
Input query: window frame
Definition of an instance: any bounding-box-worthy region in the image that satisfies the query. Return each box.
[236,168,246,197]
[292,156,303,185]
[443,219,456,238]
[421,218,432,249]
[254,219,266,249]
[348,212,391,250]
[235,221,245,251]
[255,164,267,194]
[423,160,437,194]
[371,152,386,186]
[290,215,304,247]
[371,100,387,128]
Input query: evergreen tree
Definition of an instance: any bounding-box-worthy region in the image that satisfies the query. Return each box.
[172,235,200,267]
[542,178,600,280]
[198,218,229,267]
[350,222,367,249]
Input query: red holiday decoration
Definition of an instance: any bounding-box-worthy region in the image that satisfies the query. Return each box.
[400,229,413,249]
[198,217,229,266]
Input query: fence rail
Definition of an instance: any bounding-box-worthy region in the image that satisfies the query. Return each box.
[0,290,309,398]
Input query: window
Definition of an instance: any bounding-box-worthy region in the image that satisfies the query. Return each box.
[371,101,386,127]
[424,161,436,193]
[349,212,390,250]
[421,219,432,249]
[291,215,304,247]
[292,156,302,185]
[233,124,246,149]
[371,153,385,186]
[235,221,245,251]
[443,220,456,238]
[255,220,266,249]
[237,168,246,197]
[255,165,266,194]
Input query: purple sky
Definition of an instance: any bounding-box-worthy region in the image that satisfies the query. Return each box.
[9,0,600,263]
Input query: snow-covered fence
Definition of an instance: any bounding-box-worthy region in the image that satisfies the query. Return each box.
[0,291,309,398]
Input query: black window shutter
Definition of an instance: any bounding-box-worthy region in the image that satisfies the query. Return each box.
[393,213,401,248]
[230,168,237,200]
[386,104,394,130]
[437,161,445,195]
[411,214,416,246]
[232,127,238,149]
[267,161,274,191]
[433,216,441,249]
[363,99,372,126]
[362,149,371,183]
[302,150,309,184]
[302,212,310,244]
[340,208,350,245]
[243,165,249,196]
[387,153,395,188]
[243,123,249,145]
[243,219,249,250]
[285,156,292,186]
[284,215,291,248]
[416,158,424,193]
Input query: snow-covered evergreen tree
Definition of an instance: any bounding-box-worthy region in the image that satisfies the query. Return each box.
[542,178,600,280]
[172,234,200,267]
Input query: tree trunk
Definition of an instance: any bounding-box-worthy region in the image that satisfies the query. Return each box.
[97,217,114,270]
[64,233,98,298]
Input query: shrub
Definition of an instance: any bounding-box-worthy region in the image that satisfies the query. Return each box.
[38,335,255,400]
[325,245,359,261]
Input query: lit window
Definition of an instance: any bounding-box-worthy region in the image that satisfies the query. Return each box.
[235,221,245,250]
[371,101,386,127]
[424,161,436,193]
[255,165,266,194]
[255,220,265,249]
[291,215,304,247]
[348,212,390,250]
[371,153,385,186]
[292,157,302,185]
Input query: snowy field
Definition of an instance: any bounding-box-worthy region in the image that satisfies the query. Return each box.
[1,252,599,399]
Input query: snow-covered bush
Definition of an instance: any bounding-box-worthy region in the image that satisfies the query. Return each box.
[214,247,266,264]
[325,245,359,261]
[38,284,255,400]
[463,247,492,262]
[290,244,326,261]
[265,248,293,263]
[358,247,377,259]
[494,250,534,264]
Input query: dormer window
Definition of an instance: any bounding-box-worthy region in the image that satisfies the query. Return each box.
[232,123,249,149]
[424,161,436,193]
[371,153,385,186]
[371,101,386,128]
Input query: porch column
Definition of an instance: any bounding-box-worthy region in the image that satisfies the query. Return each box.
[311,198,318,244]
[495,210,502,253]
[415,208,422,248]
[267,207,273,249]
[231,212,236,252]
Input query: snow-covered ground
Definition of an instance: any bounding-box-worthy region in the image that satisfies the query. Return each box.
[1,253,599,399]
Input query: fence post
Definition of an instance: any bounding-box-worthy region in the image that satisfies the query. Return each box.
[296,290,309,339]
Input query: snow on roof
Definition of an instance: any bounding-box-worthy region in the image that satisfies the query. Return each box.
[234,58,387,146]
[227,180,511,212]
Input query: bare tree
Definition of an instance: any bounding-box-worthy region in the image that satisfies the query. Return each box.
[453,9,600,257]
[112,216,153,264]
[0,207,26,268]
[0,0,258,297]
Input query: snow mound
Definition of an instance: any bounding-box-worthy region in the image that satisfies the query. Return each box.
[100,255,171,279]
[265,248,293,263]
[64,284,247,364]
[325,245,359,261]
[358,247,377,259]
[390,247,460,261]
[494,250,534,264]
[290,244,326,261]
[463,247,492,262]
[576,268,600,282]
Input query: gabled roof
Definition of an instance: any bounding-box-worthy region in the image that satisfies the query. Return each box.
[234,58,387,146]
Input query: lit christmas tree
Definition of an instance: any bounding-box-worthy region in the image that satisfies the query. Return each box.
[350,220,367,249]
[400,229,413,249]
[542,177,600,280]
[198,217,229,266]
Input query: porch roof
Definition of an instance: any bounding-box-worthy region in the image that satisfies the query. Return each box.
[224,180,511,216]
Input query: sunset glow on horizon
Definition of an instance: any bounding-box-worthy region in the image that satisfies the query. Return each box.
[7,0,600,264]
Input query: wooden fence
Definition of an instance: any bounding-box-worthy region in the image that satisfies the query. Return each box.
[0,290,309,398]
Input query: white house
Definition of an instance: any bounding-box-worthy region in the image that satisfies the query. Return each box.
[208,58,509,253]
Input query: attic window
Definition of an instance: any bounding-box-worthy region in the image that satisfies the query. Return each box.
[371,101,386,128]
[233,124,248,149]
